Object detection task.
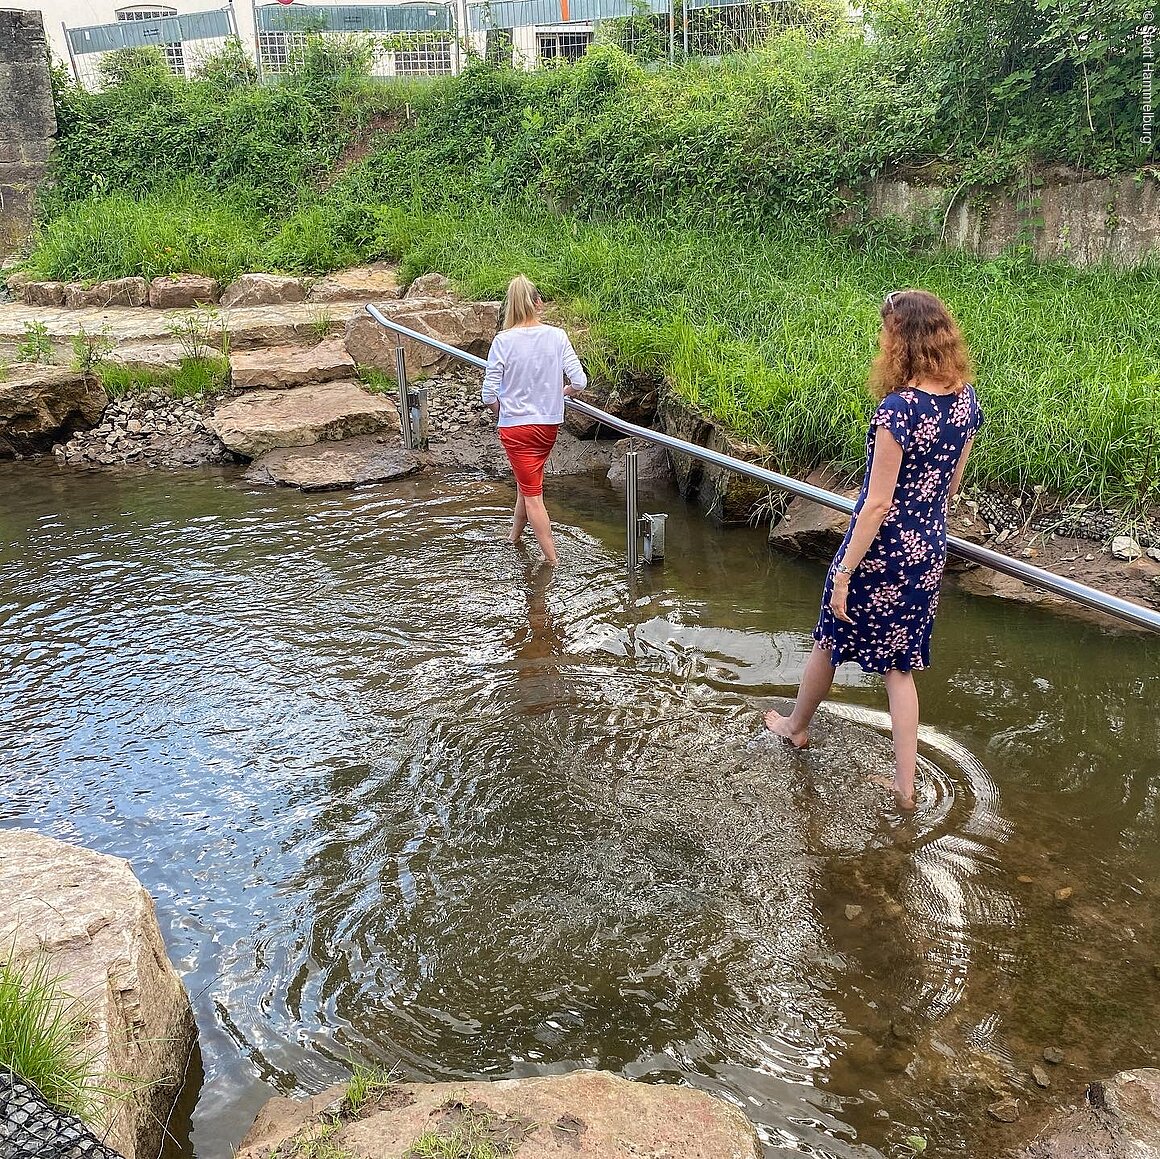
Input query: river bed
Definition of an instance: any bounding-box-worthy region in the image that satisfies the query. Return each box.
[1,461,1158,1158]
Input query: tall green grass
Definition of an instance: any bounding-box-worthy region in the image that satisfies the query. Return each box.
[22,183,1159,505]
[0,952,102,1119]
[374,201,1160,506]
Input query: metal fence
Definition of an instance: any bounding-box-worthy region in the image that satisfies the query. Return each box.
[254,2,459,79]
[63,7,236,88]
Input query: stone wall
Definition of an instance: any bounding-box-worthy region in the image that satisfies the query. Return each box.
[849,173,1160,267]
[0,8,55,256]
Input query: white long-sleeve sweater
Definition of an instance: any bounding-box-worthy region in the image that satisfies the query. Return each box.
[481,323,587,427]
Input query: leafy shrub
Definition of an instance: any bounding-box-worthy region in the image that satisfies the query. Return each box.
[193,37,258,89]
[97,44,169,89]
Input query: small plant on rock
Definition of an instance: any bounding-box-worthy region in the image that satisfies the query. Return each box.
[70,327,114,375]
[166,306,225,362]
[342,1063,397,1117]
[309,309,334,345]
[17,322,54,364]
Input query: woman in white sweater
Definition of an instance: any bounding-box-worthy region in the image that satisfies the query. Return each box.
[482,276,587,566]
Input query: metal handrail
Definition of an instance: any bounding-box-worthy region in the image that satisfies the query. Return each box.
[364,305,1160,634]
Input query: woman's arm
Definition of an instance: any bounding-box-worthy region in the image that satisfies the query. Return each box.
[948,437,975,504]
[830,426,904,624]
[482,338,504,415]
[561,334,587,397]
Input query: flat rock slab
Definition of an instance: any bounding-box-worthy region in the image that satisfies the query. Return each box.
[101,342,186,371]
[0,364,107,456]
[229,339,355,390]
[220,273,307,308]
[64,277,148,308]
[246,436,419,491]
[237,1070,760,1159]
[307,263,402,303]
[207,381,399,458]
[0,301,360,347]
[0,829,197,1159]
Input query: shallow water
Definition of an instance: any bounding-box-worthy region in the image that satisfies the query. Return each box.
[1,460,1158,1158]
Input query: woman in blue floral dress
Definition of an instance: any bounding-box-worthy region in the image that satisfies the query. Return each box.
[765,290,983,809]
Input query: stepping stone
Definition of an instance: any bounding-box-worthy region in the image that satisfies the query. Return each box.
[307,263,402,303]
[207,381,398,459]
[245,436,419,491]
[148,275,221,309]
[229,339,354,390]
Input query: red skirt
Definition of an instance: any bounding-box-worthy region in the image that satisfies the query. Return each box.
[498,423,559,497]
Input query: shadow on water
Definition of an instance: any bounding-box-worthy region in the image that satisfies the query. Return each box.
[0,461,1158,1159]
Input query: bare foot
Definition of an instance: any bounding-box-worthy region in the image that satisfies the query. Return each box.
[764,710,809,750]
[507,530,524,545]
[869,773,917,811]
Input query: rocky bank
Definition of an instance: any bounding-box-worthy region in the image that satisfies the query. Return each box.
[0,829,197,1159]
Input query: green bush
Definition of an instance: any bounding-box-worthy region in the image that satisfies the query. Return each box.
[192,37,258,89]
[96,44,169,89]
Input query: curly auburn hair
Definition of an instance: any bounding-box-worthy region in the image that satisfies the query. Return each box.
[868,290,974,400]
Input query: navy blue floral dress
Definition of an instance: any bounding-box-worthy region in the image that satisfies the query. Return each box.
[815,385,984,673]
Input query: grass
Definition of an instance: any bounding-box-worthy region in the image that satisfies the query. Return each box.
[20,186,1160,508]
[0,951,102,1120]
[406,1102,528,1159]
[97,356,230,399]
[273,1120,353,1159]
[343,1063,396,1116]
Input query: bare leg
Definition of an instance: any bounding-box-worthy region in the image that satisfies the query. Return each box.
[523,493,557,565]
[508,492,528,544]
[764,643,836,748]
[883,670,919,809]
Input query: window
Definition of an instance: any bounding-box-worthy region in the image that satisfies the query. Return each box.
[393,38,453,75]
[536,31,592,64]
[116,6,186,76]
[257,30,306,73]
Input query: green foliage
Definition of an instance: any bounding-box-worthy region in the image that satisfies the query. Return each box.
[97,44,169,89]
[97,357,230,399]
[25,184,265,283]
[17,322,53,364]
[0,953,101,1120]
[71,327,114,374]
[193,37,258,89]
[368,200,1160,506]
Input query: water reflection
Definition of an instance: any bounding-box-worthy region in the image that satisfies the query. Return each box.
[0,462,1158,1159]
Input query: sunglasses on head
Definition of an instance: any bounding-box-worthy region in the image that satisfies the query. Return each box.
[884,290,905,312]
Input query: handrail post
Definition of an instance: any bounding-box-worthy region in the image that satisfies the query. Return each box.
[395,344,414,450]
[626,449,639,570]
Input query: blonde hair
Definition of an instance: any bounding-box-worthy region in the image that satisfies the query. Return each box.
[502,275,542,329]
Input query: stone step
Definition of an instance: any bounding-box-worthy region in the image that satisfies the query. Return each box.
[206,381,399,459]
[0,301,361,349]
[245,435,418,491]
[229,339,355,390]
[306,263,402,303]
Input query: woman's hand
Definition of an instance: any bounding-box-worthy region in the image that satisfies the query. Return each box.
[830,573,854,624]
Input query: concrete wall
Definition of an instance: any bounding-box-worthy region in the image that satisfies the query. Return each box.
[0,8,55,256]
[852,174,1160,267]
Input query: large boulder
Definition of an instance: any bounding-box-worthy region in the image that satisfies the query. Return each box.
[344,297,501,381]
[0,829,197,1159]
[0,365,107,457]
[767,468,857,558]
[207,381,400,458]
[307,263,403,303]
[63,277,148,308]
[147,275,220,309]
[236,1070,760,1159]
[245,436,419,491]
[229,340,355,390]
[220,273,308,309]
[1015,1070,1160,1158]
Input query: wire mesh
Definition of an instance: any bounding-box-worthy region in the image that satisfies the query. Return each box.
[682,0,834,58]
[0,1065,124,1159]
